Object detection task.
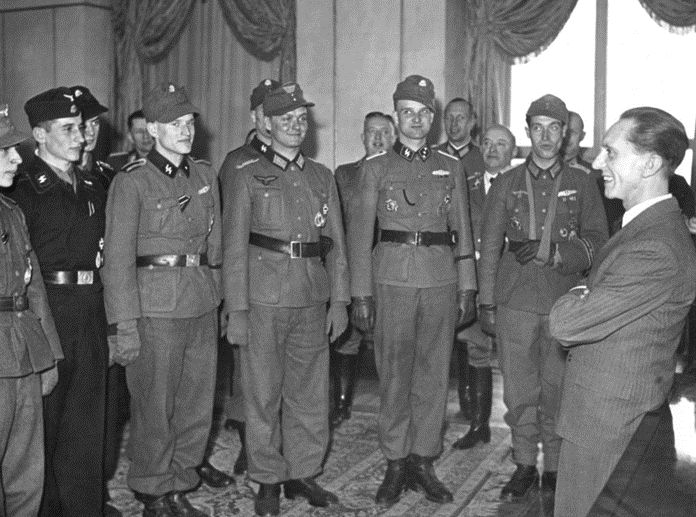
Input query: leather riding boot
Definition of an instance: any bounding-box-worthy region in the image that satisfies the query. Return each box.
[234,422,247,475]
[455,339,473,420]
[284,477,339,507]
[330,352,358,428]
[197,459,235,488]
[166,492,209,517]
[133,492,174,517]
[500,463,539,501]
[406,454,453,504]
[255,483,280,516]
[375,458,407,507]
[452,366,492,449]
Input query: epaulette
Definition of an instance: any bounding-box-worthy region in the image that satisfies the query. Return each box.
[192,157,212,166]
[96,160,113,172]
[436,149,458,161]
[123,158,146,173]
[569,161,592,175]
[365,150,387,161]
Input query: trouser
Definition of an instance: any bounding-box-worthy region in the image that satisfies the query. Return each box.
[497,305,566,470]
[104,364,129,482]
[126,311,217,495]
[242,303,329,484]
[0,374,44,517]
[226,345,245,423]
[457,320,494,368]
[374,283,457,460]
[40,288,107,517]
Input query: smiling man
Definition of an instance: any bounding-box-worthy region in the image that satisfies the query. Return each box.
[478,94,608,503]
[103,83,221,517]
[437,98,485,175]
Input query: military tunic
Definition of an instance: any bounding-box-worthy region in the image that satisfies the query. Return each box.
[436,141,485,177]
[0,194,61,516]
[103,149,221,495]
[222,145,349,484]
[9,155,109,516]
[478,156,608,470]
[348,142,476,459]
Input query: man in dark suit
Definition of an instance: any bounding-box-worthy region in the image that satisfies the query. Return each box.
[549,107,696,517]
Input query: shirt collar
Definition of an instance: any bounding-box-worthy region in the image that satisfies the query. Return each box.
[447,141,471,159]
[148,149,189,178]
[526,156,562,179]
[622,194,673,228]
[255,140,305,171]
[394,140,431,162]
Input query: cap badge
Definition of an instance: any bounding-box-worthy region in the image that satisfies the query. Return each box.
[264,79,272,86]
[168,84,176,93]
[63,93,75,102]
[419,79,427,87]
[74,89,82,97]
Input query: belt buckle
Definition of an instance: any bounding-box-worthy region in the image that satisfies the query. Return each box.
[414,231,423,246]
[186,254,200,267]
[290,241,302,259]
[77,270,94,285]
[13,293,27,311]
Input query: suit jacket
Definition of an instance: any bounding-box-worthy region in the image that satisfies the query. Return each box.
[549,197,696,448]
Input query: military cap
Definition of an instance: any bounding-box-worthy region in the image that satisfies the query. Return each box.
[71,85,108,119]
[393,74,435,112]
[250,78,281,110]
[0,104,29,149]
[24,87,81,127]
[263,82,314,117]
[142,83,199,123]
[526,94,569,124]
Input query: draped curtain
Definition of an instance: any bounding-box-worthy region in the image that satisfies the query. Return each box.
[111,0,295,167]
[460,0,578,132]
[638,0,696,32]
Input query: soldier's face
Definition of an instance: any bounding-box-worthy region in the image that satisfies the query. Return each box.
[482,127,515,173]
[129,117,153,155]
[82,116,100,153]
[266,107,308,151]
[444,101,475,144]
[395,100,433,142]
[362,116,395,157]
[593,118,650,209]
[564,114,585,160]
[149,114,195,157]
[0,146,22,187]
[526,115,566,163]
[35,116,84,164]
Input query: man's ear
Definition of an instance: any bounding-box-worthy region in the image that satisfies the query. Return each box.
[146,121,158,140]
[642,153,665,178]
[264,116,272,133]
[32,126,46,144]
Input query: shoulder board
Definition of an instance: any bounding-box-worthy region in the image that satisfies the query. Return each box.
[569,162,592,175]
[365,150,387,161]
[123,158,146,173]
[192,157,212,166]
[96,160,113,171]
[437,149,458,160]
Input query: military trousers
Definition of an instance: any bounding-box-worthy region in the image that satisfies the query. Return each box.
[0,374,44,517]
[224,345,245,423]
[241,303,329,484]
[457,320,494,368]
[40,288,107,517]
[374,283,457,460]
[126,311,217,495]
[496,305,566,469]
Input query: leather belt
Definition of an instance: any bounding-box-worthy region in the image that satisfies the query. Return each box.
[43,270,99,285]
[136,254,209,267]
[379,229,457,247]
[249,232,323,259]
[0,294,28,311]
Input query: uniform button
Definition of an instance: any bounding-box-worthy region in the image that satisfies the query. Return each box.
[14,271,19,276]
[541,225,545,230]
[188,217,192,222]
[257,255,262,260]
[264,192,269,198]
[419,193,424,197]
[297,233,302,238]
[297,216,301,220]
[157,203,162,208]
[418,212,422,217]
[542,191,547,196]
[541,209,546,214]
[293,182,299,187]
[389,186,394,190]
[514,208,519,213]
[296,199,300,203]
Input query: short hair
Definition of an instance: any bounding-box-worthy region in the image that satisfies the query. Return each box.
[484,123,516,149]
[568,111,584,130]
[620,107,689,172]
[127,109,146,130]
[364,111,395,127]
[445,98,475,117]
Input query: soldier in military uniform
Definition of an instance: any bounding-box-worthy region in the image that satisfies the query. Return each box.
[478,94,608,501]
[348,75,477,507]
[10,87,110,516]
[434,97,485,420]
[0,105,62,517]
[222,82,349,516]
[107,109,154,172]
[452,124,516,451]
[218,78,280,479]
[103,83,220,517]
[331,111,395,429]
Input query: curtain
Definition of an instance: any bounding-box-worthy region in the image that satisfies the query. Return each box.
[638,0,696,32]
[460,0,578,132]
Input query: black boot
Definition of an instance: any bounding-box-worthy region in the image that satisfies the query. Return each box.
[500,464,539,501]
[375,458,407,507]
[406,454,453,504]
[330,352,358,428]
[234,422,247,475]
[455,338,473,420]
[452,366,492,449]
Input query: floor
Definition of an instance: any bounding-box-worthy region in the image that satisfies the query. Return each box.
[108,352,696,516]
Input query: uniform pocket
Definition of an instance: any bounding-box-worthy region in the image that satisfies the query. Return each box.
[141,196,184,236]
[249,249,285,304]
[252,186,284,230]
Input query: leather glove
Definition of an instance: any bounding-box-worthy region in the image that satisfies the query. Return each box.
[514,239,541,265]
[351,296,375,333]
[326,302,348,342]
[226,310,249,346]
[479,304,497,337]
[457,289,477,329]
[112,320,141,366]
[40,363,59,396]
